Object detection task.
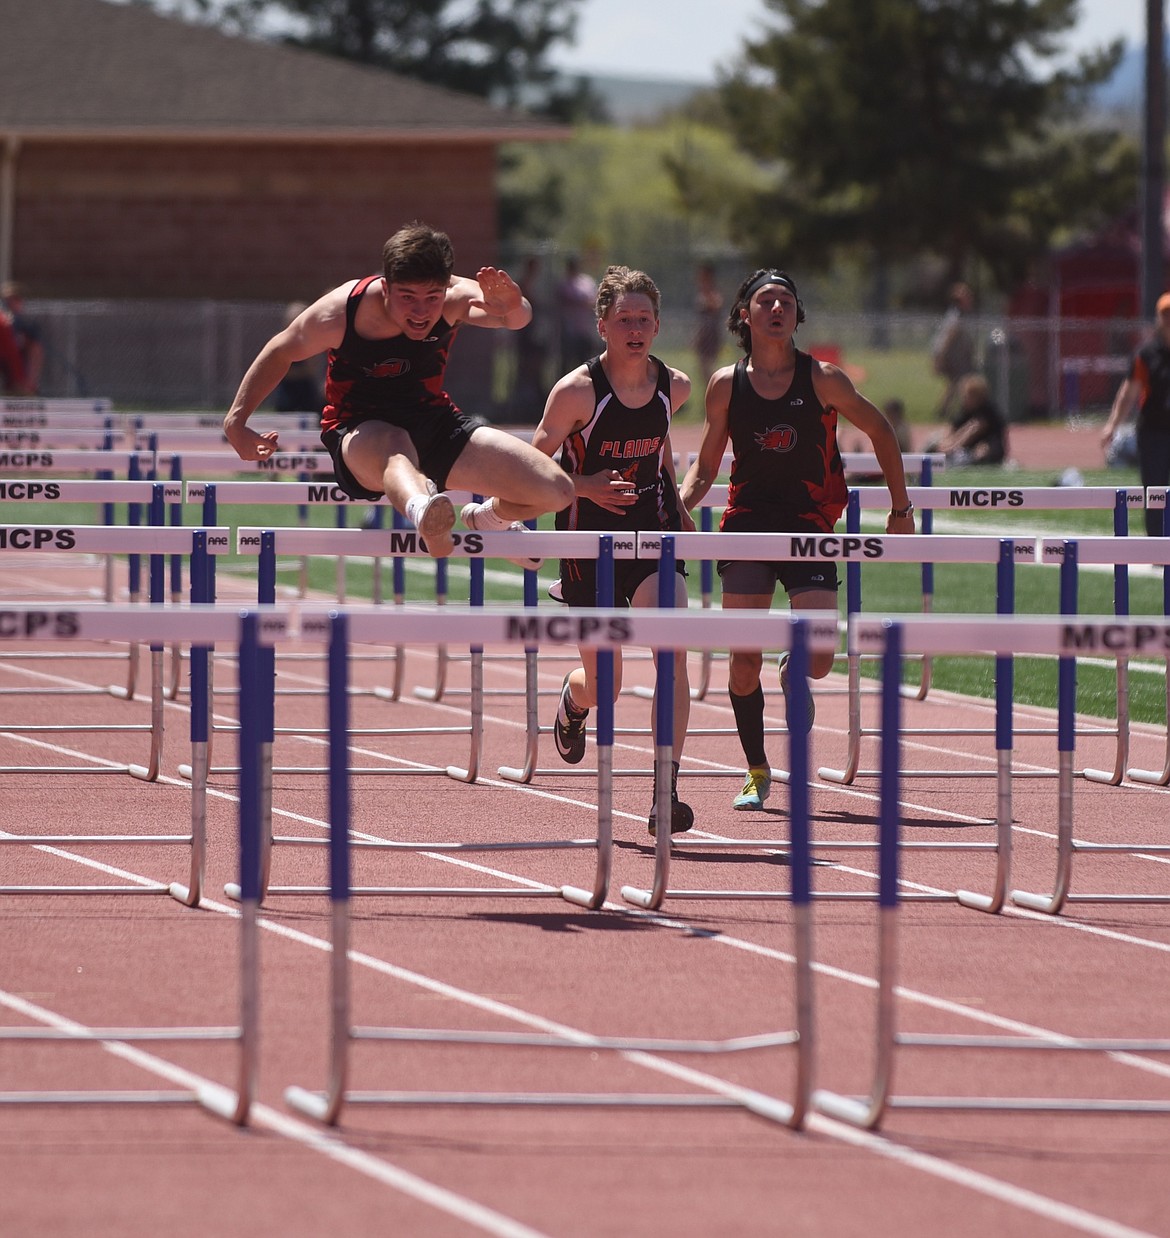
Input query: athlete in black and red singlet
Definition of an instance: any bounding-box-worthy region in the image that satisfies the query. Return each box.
[531,265,695,836]
[681,269,915,811]
[223,222,572,561]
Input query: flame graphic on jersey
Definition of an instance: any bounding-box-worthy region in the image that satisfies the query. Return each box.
[802,406,846,530]
[755,423,796,452]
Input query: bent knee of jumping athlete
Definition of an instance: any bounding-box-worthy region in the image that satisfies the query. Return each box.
[537,466,575,512]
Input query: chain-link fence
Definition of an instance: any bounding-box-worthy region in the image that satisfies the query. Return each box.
[18,296,1146,426]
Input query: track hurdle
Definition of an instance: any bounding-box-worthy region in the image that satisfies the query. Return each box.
[0,424,123,451]
[0,601,281,912]
[1125,488,1170,784]
[846,484,1143,704]
[0,608,272,1122]
[853,611,1170,917]
[0,479,184,694]
[283,604,817,1130]
[620,610,843,912]
[1,397,113,417]
[222,524,563,786]
[151,448,334,479]
[635,532,1016,911]
[1038,534,1170,789]
[816,617,1170,1131]
[182,482,409,743]
[233,526,627,783]
[0,524,227,779]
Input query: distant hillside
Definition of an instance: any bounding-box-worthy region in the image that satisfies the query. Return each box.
[1094,39,1163,113]
[570,45,1153,128]
[564,71,711,124]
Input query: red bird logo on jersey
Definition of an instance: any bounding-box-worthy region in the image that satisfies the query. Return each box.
[365,360,410,378]
[755,424,796,452]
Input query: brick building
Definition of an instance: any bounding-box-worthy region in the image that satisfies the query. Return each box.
[0,0,564,300]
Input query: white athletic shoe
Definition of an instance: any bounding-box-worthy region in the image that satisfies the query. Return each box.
[460,501,542,571]
[415,491,456,558]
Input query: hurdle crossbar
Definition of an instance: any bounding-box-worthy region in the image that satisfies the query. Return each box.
[0,526,227,780]
[0,608,271,1122]
[1040,535,1170,788]
[283,606,815,1130]
[0,601,283,905]
[815,621,1170,1130]
[852,611,1170,917]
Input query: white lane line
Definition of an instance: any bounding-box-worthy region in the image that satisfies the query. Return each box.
[0,989,551,1238]
[6,670,1169,1235]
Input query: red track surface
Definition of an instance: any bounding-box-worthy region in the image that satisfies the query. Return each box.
[4,539,1170,1238]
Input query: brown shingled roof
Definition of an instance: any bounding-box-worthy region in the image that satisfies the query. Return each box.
[0,0,565,140]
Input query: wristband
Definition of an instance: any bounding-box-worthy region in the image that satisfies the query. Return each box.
[890,503,914,518]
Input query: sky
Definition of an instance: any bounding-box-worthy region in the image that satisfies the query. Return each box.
[549,0,1148,82]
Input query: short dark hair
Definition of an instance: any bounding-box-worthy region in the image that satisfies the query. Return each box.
[382,222,455,286]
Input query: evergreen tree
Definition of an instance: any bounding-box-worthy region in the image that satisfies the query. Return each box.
[139,0,596,116]
[715,0,1138,292]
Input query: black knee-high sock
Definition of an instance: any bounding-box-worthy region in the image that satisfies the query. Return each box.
[729,683,767,768]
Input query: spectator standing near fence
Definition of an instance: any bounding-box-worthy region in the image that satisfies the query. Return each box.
[693,261,725,390]
[223,222,573,560]
[0,282,36,394]
[680,268,914,811]
[1100,293,1170,536]
[271,301,326,413]
[930,281,976,422]
[510,255,549,420]
[556,255,598,374]
[531,265,696,836]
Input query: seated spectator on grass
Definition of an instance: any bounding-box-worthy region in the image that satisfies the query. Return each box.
[925,374,1006,466]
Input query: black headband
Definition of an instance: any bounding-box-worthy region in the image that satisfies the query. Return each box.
[744,271,799,302]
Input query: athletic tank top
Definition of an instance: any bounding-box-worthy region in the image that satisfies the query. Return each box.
[721,350,846,534]
[321,275,459,433]
[555,355,681,532]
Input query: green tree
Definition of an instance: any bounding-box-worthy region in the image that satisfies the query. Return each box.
[138,0,595,116]
[500,122,767,263]
[715,0,1138,292]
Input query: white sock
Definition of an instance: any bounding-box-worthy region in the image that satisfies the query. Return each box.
[404,492,431,528]
[468,497,512,530]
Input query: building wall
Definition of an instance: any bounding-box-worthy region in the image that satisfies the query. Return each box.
[13,140,500,300]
